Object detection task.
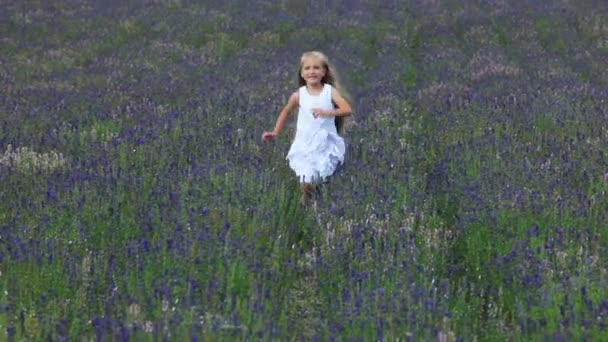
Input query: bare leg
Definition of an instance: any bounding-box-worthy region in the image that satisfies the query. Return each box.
[300,183,315,206]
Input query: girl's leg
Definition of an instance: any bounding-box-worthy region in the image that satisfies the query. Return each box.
[300,183,315,206]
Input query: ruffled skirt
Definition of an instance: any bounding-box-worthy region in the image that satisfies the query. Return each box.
[286,129,345,184]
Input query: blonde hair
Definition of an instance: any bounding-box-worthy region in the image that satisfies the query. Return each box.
[298,51,351,135]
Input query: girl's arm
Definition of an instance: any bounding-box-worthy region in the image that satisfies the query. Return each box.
[329,88,352,116]
[311,88,352,118]
[262,92,298,141]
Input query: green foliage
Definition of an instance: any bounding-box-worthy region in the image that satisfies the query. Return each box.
[180,22,216,48]
[534,17,568,53]
[493,23,511,47]
[2,0,608,340]
[76,19,146,66]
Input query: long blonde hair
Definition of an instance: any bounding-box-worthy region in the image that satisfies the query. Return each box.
[298,51,351,135]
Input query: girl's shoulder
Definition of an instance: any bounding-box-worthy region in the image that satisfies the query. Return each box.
[289,90,300,103]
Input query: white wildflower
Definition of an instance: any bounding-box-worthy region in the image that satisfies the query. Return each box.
[0,144,68,173]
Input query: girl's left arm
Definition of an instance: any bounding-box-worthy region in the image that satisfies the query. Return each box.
[311,88,352,118]
[329,88,352,116]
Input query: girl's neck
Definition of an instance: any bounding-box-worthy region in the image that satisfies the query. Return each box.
[306,82,324,91]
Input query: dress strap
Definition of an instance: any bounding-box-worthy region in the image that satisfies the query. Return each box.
[324,84,332,99]
[297,86,304,106]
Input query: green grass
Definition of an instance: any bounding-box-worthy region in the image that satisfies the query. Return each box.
[2,0,608,340]
[534,17,568,53]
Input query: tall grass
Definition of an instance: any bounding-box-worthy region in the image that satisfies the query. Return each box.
[1,0,608,340]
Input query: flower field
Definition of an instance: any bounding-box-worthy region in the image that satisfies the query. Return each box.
[1,0,608,340]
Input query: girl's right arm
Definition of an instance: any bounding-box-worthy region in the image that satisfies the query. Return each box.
[262,92,298,142]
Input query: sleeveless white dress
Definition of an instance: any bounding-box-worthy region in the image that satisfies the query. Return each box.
[286,84,345,184]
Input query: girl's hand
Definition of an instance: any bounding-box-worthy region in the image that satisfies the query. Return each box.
[262,131,277,142]
[312,108,326,119]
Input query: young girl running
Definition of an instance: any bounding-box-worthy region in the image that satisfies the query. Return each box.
[262,51,352,205]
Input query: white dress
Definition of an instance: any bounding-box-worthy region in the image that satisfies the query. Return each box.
[286,84,345,183]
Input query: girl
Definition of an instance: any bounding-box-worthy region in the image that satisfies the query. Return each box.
[262,51,352,205]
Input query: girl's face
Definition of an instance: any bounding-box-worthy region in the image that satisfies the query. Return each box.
[300,57,326,86]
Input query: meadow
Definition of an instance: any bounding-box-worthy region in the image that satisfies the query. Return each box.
[1,0,608,340]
